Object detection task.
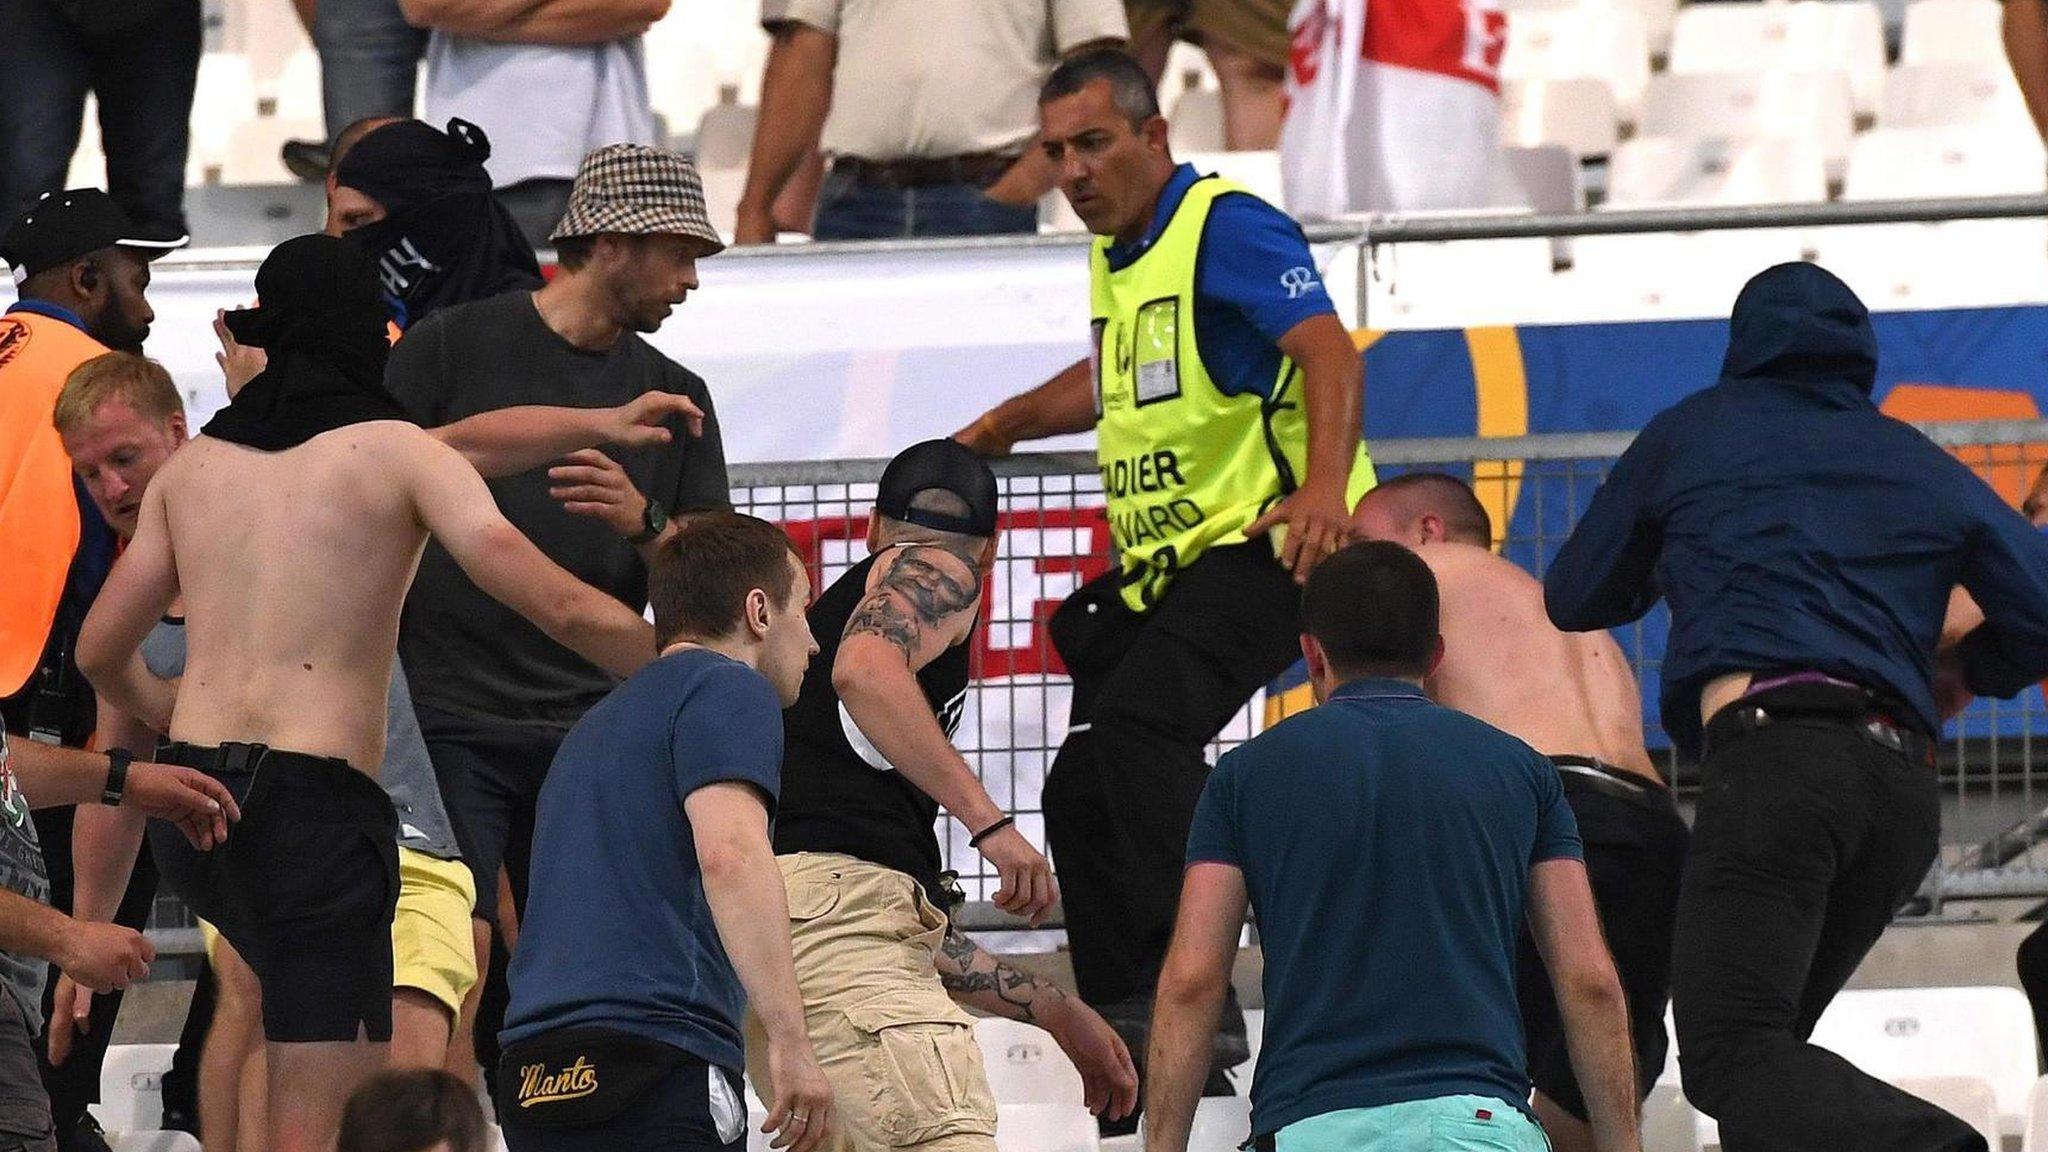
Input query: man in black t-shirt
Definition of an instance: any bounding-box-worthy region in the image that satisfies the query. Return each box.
[755,440,1136,1151]
[380,145,732,1085]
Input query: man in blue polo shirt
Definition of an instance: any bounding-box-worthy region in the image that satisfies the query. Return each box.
[1143,541,1643,1152]
[499,512,833,1152]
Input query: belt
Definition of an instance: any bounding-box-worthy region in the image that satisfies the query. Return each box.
[1707,703,1935,767]
[1548,755,1666,803]
[832,152,1019,189]
[158,740,350,775]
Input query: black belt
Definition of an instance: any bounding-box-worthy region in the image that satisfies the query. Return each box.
[1706,702,1934,767]
[1548,755,1666,803]
[832,152,1019,189]
[158,740,351,775]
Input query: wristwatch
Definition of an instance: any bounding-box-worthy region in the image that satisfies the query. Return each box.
[630,499,668,545]
[100,747,133,807]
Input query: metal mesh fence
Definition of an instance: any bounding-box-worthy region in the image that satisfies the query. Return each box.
[732,424,2048,911]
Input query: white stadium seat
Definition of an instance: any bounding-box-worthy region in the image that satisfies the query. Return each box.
[1181,151,1287,209]
[1668,1,1885,118]
[190,53,260,170]
[1502,77,1620,159]
[1139,1096,1252,1152]
[694,97,757,239]
[1639,71,1856,180]
[1366,233,1559,325]
[996,1103,1100,1152]
[1896,1076,2002,1145]
[273,49,323,122]
[642,30,728,144]
[2024,1076,2048,1152]
[1501,8,1652,122]
[1640,1083,1703,1152]
[1583,0,1681,55]
[1503,144,1586,213]
[1843,126,2047,198]
[1567,227,1812,315]
[1169,87,1226,155]
[69,98,105,190]
[220,116,325,184]
[93,1043,176,1133]
[976,1017,1087,1105]
[1902,0,2005,64]
[1809,987,2039,1136]
[111,1135,200,1152]
[1607,136,1829,207]
[1882,62,2033,129]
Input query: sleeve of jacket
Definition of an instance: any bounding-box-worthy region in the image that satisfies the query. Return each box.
[1954,476,2048,699]
[1544,419,1668,632]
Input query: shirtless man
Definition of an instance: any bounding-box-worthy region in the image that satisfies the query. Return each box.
[75,234,661,1152]
[1348,472,1689,1152]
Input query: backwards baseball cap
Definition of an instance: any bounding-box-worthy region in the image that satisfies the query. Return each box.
[0,189,186,286]
[876,439,1000,538]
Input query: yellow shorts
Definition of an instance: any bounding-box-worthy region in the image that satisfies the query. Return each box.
[391,847,479,1020]
[200,846,478,1021]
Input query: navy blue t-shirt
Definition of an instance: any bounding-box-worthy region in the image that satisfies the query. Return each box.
[1104,163,1339,399]
[1186,679,1582,1137]
[502,648,783,1071]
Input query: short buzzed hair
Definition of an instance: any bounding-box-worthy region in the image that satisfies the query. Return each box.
[878,489,988,552]
[331,116,401,171]
[1371,472,1493,546]
[1039,47,1161,124]
[54,352,183,436]
[650,511,805,647]
[1303,541,1440,680]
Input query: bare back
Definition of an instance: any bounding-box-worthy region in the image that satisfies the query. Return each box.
[1419,542,1660,781]
[156,423,439,774]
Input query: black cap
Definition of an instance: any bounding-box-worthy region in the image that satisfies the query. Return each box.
[1,190,186,286]
[876,439,1000,538]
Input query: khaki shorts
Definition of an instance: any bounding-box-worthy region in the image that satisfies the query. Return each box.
[1127,0,1293,69]
[745,854,997,1152]
[201,846,478,1022]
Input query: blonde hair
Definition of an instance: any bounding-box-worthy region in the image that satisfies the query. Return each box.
[53,352,183,437]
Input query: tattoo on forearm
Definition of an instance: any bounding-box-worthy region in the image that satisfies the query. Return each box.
[845,545,983,659]
[939,927,1066,1025]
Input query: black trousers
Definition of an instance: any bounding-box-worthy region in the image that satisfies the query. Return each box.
[29,806,157,1139]
[0,0,200,238]
[1670,689,1983,1152]
[1043,544,1302,1008]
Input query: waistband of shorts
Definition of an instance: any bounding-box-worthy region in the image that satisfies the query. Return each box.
[158,740,365,789]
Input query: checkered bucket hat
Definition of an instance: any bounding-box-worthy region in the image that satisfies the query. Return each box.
[550,143,725,253]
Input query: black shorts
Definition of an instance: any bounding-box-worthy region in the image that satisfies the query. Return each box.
[0,993,53,1152]
[416,709,565,930]
[498,1028,746,1152]
[150,742,400,1043]
[1518,757,1691,1120]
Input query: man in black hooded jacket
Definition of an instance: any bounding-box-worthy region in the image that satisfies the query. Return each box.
[1545,262,2048,1152]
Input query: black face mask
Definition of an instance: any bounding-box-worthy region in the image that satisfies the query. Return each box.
[335,118,543,331]
[204,233,412,452]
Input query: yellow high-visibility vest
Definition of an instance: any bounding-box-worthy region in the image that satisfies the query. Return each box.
[1090,175,1374,611]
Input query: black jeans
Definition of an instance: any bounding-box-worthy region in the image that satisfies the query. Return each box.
[1044,543,1302,1008]
[1670,688,1983,1152]
[0,0,200,237]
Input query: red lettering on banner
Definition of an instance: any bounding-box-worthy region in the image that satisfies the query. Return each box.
[771,508,1112,680]
[1366,0,1506,94]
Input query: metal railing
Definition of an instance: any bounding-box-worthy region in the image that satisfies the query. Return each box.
[729,420,2048,918]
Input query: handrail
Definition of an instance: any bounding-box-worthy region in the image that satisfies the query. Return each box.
[727,419,2048,488]
[136,193,2048,273]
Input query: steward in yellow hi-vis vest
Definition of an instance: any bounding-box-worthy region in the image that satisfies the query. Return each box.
[956,50,1375,1089]
[1089,175,1375,612]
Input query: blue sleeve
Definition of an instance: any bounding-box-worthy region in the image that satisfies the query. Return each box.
[1544,417,1669,631]
[1954,477,2048,699]
[1197,194,1336,346]
[1530,756,1584,865]
[670,664,784,812]
[1184,753,1242,868]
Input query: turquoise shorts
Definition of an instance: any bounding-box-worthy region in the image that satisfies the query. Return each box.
[1275,1095,1551,1151]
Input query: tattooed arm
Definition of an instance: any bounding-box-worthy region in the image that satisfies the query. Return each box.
[833,544,1056,924]
[938,926,1139,1120]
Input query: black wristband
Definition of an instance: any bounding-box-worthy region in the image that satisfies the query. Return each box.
[100,747,133,807]
[969,816,1015,848]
